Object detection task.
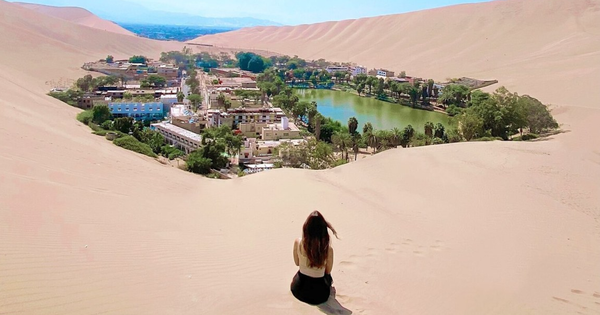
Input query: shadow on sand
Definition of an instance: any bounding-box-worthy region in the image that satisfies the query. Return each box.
[317,287,352,315]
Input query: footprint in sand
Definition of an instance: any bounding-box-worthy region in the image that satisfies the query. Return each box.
[430,240,444,251]
[593,292,600,298]
[384,243,402,254]
[338,260,358,270]
[571,289,584,294]
[412,250,424,257]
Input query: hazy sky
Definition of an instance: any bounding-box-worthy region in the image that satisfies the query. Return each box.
[13,0,494,24]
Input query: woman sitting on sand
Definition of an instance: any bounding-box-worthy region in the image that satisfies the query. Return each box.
[291,211,338,305]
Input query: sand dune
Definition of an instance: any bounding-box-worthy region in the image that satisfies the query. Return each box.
[194,0,600,109]
[15,2,135,36]
[1,0,599,314]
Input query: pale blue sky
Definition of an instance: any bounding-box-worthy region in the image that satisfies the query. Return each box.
[12,0,494,25]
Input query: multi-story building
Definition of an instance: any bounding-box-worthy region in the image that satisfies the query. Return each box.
[261,117,301,141]
[207,107,286,128]
[157,65,178,79]
[108,102,164,120]
[368,68,395,78]
[325,66,349,74]
[151,121,202,154]
[351,66,367,77]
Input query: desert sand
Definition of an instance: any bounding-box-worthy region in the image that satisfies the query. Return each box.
[14,2,135,36]
[0,0,599,314]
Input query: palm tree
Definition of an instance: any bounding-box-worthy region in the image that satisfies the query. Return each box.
[348,117,359,135]
[368,132,378,153]
[314,113,323,141]
[391,127,402,147]
[424,122,434,138]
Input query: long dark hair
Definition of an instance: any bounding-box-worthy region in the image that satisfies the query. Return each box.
[302,211,338,268]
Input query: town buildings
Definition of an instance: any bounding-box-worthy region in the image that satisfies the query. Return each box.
[109,102,164,120]
[151,121,202,154]
[368,68,396,78]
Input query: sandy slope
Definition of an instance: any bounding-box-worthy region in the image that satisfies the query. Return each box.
[194,0,600,109]
[14,2,135,36]
[1,0,599,314]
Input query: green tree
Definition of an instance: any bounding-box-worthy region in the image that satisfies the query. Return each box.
[129,55,147,64]
[314,113,323,141]
[348,117,359,135]
[113,117,133,133]
[92,105,112,124]
[331,131,352,161]
[519,95,558,134]
[439,84,470,108]
[188,94,203,111]
[434,123,446,139]
[363,122,373,135]
[76,74,94,92]
[141,74,167,88]
[424,122,434,138]
[187,151,213,174]
[247,55,266,73]
[401,125,415,148]
[106,55,114,63]
[177,91,185,103]
[456,109,484,141]
[356,83,365,96]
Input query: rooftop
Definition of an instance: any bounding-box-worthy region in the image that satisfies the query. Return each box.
[152,122,202,142]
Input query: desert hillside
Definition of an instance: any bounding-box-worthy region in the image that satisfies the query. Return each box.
[0,0,599,314]
[194,0,600,109]
[15,2,135,36]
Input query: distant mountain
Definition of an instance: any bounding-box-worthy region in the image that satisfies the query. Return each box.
[12,0,282,27]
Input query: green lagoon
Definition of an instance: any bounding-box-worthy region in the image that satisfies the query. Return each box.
[297,89,449,131]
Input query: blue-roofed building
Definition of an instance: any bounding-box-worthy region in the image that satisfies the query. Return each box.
[108,102,164,121]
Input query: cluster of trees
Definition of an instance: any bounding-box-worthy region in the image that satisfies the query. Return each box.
[129,55,148,64]
[216,93,233,111]
[159,48,222,71]
[186,126,242,174]
[453,87,558,140]
[86,106,185,159]
[233,89,262,105]
[48,89,83,106]
[274,139,345,170]
[352,75,436,108]
[75,74,120,92]
[236,52,272,73]
[140,74,167,88]
[185,69,203,110]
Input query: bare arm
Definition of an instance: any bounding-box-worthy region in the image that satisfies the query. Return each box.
[293,239,300,266]
[325,246,334,274]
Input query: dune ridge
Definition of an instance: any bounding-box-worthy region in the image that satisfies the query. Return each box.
[14,2,135,36]
[0,0,599,314]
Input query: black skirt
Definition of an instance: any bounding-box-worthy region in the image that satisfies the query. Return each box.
[290,271,332,305]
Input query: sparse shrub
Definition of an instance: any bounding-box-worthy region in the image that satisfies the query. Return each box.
[101,120,113,130]
[161,145,185,160]
[513,133,539,141]
[432,137,445,145]
[113,136,157,158]
[77,110,93,125]
[473,137,504,142]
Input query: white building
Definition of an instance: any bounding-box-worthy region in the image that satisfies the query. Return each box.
[351,66,367,76]
[151,121,202,154]
[325,66,349,74]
